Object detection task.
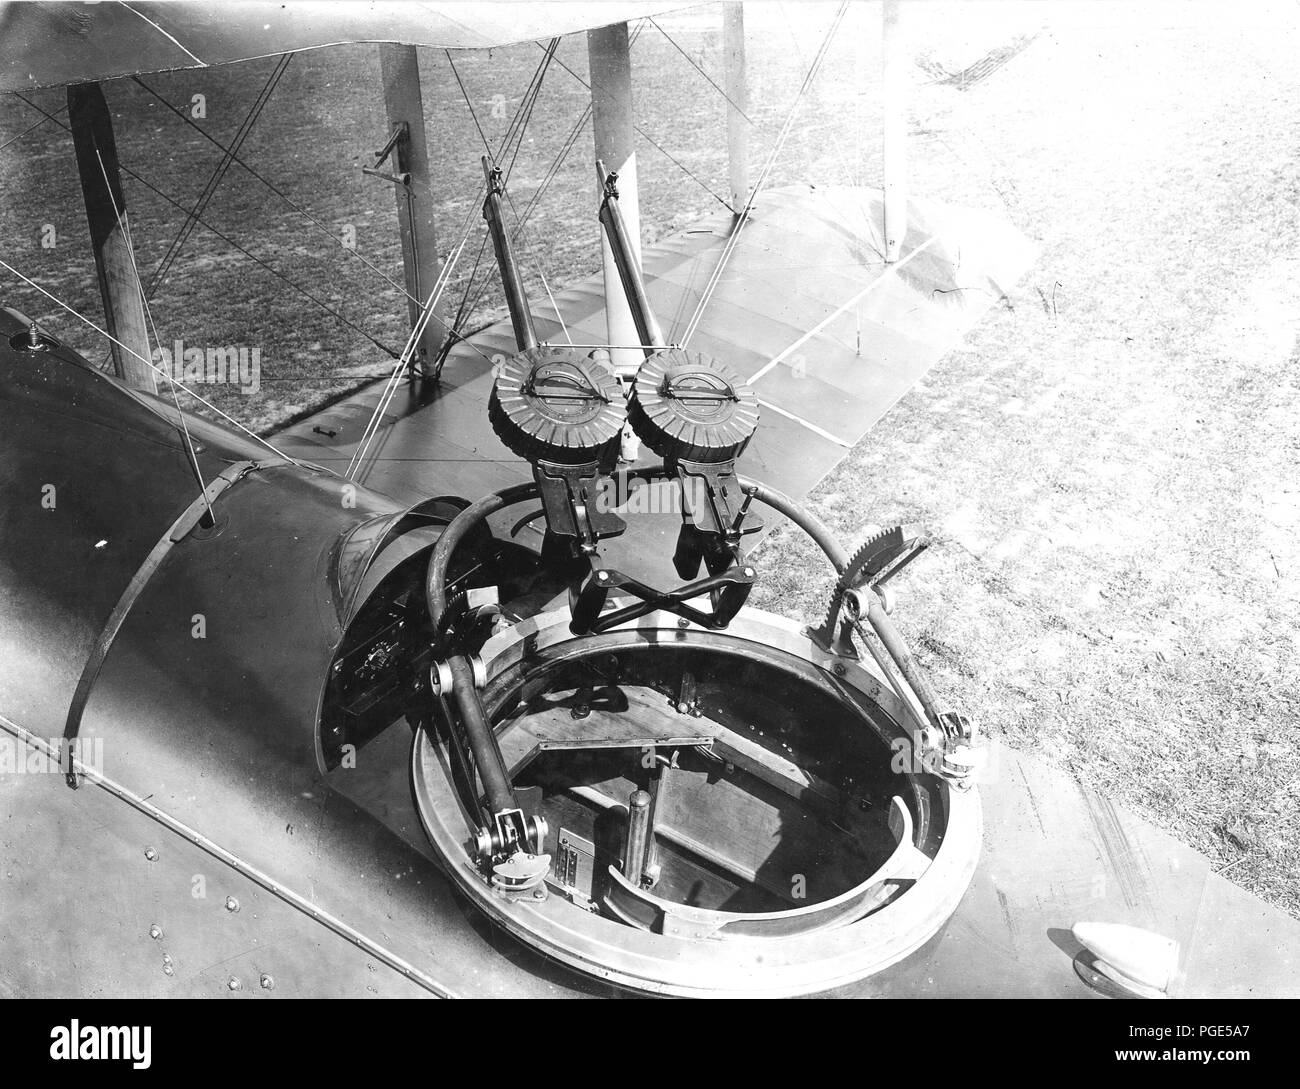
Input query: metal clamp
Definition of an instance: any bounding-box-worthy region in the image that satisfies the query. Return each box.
[362,122,413,188]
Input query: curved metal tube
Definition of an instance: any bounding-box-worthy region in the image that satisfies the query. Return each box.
[424,467,851,634]
[734,475,848,575]
[425,480,538,631]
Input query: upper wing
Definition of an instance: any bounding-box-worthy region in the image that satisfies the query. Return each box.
[0,0,686,92]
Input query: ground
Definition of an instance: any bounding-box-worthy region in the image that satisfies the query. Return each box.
[1,1,1296,917]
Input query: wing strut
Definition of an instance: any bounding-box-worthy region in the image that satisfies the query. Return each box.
[68,82,155,392]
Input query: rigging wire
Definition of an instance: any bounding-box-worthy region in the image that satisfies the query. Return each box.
[0,257,300,464]
[94,143,215,525]
[681,3,849,346]
[336,161,499,478]
[13,42,590,460]
[345,238,466,479]
[494,41,574,342]
[771,0,882,269]
[501,39,559,181]
[7,13,851,468]
[517,102,591,232]
[141,55,294,297]
[446,31,653,351]
[445,53,493,160]
[776,1,860,187]
[133,66,514,376]
[439,231,491,366]
[537,37,734,213]
[93,57,292,372]
[131,69,420,309]
[404,41,566,378]
[14,93,402,359]
[0,103,68,153]
[434,41,564,364]
[341,39,575,473]
[648,17,754,125]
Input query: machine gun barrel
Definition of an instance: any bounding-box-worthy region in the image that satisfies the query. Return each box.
[481,156,538,351]
[597,159,665,354]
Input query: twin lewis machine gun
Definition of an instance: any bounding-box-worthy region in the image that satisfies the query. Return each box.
[406,157,984,995]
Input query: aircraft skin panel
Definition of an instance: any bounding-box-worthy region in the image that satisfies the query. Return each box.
[0,758,437,999]
[645,278,817,359]
[0,315,273,730]
[0,319,585,998]
[0,716,592,999]
[840,746,1300,999]
[0,1,687,93]
[752,318,941,401]
[653,263,876,340]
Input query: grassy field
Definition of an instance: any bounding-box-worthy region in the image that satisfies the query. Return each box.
[1,2,1297,917]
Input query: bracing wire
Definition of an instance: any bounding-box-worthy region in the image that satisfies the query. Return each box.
[141,55,294,297]
[132,67,421,309]
[518,103,591,231]
[447,31,653,349]
[8,10,851,476]
[681,3,849,346]
[345,238,467,479]
[15,93,402,359]
[538,36,735,213]
[341,37,575,474]
[0,258,300,464]
[777,0,865,193]
[15,93,400,358]
[0,103,68,153]
[93,144,215,525]
[135,66,503,373]
[649,17,754,125]
[93,57,294,372]
[436,40,563,359]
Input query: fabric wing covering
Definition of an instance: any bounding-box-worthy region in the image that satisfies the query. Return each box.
[0,0,683,92]
[275,185,1037,508]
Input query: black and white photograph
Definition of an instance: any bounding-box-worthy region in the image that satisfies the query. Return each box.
[0,0,1293,1045]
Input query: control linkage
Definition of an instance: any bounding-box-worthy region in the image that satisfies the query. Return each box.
[812,524,978,787]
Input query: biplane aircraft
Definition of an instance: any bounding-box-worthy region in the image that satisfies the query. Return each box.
[0,0,1297,999]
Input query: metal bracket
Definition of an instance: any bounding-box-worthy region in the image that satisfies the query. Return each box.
[533,460,626,555]
[671,459,762,580]
[362,122,413,187]
[475,807,551,894]
[374,121,407,166]
[568,559,755,635]
[361,165,411,187]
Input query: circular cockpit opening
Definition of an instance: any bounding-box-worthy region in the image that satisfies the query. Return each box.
[412,605,980,998]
